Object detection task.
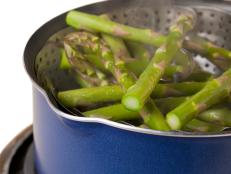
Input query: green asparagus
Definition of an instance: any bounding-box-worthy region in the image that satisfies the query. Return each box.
[84,96,186,121]
[84,98,224,132]
[66,10,231,64]
[58,82,204,107]
[184,37,231,70]
[43,10,231,133]
[197,106,231,127]
[166,67,231,130]
[122,15,194,111]
[183,119,225,132]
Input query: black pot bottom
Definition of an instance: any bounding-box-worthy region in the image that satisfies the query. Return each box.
[0,125,36,174]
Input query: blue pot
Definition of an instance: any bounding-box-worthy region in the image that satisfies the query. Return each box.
[24,0,231,173]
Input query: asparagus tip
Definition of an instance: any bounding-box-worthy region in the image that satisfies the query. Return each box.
[166,114,181,130]
[122,96,141,111]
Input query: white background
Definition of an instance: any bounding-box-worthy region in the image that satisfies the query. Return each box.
[0,0,102,153]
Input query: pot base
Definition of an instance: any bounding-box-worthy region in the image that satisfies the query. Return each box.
[0,125,35,174]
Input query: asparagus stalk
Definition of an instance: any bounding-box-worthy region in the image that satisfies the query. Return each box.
[69,70,94,88]
[58,85,123,108]
[64,31,107,72]
[100,33,135,90]
[63,40,109,87]
[166,67,231,130]
[101,14,131,60]
[125,41,150,61]
[197,106,231,127]
[66,10,231,64]
[185,71,213,82]
[59,48,94,88]
[66,10,166,46]
[184,37,231,70]
[63,32,186,80]
[155,97,188,114]
[66,11,192,71]
[126,42,208,82]
[122,15,194,111]
[183,119,225,132]
[152,82,205,98]
[126,40,192,76]
[125,58,149,76]
[58,82,204,108]
[60,48,72,69]
[84,104,139,121]
[84,96,186,122]
[125,42,186,78]
[97,18,170,130]
[63,30,169,130]
[140,99,170,130]
[65,12,196,80]
[84,99,224,132]
[64,31,135,90]
[101,30,170,130]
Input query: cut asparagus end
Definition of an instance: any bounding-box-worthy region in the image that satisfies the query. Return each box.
[122,96,141,111]
[167,114,181,130]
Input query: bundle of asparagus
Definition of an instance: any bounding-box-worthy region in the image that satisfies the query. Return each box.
[43,9,231,133]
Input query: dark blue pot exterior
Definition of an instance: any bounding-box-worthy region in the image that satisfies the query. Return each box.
[33,87,231,174]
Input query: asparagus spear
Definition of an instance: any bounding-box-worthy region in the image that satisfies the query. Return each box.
[66,10,166,46]
[66,11,192,71]
[64,31,107,73]
[125,41,150,61]
[84,103,139,121]
[64,33,186,80]
[63,41,109,87]
[184,71,213,82]
[83,100,170,130]
[126,41,199,79]
[63,30,169,130]
[59,48,94,88]
[100,28,169,130]
[122,15,194,111]
[184,36,231,70]
[166,67,231,130]
[125,41,186,78]
[140,99,170,130]
[183,119,225,132]
[84,99,224,132]
[100,34,135,90]
[58,82,204,107]
[152,82,205,98]
[64,31,135,90]
[58,85,123,108]
[66,11,197,80]
[155,97,188,114]
[101,15,131,60]
[66,10,231,64]
[64,31,191,81]
[197,106,231,127]
[84,97,186,121]
[60,48,72,69]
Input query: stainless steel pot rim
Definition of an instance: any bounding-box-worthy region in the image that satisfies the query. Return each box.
[29,79,231,138]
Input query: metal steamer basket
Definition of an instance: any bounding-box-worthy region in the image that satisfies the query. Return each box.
[24,0,231,174]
